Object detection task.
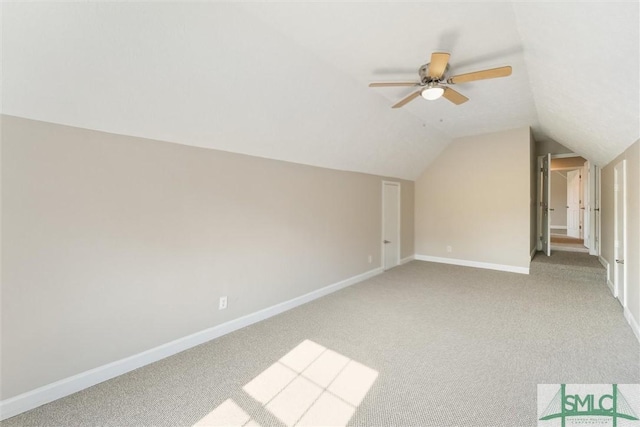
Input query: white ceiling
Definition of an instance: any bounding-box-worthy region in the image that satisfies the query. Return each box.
[2,2,638,180]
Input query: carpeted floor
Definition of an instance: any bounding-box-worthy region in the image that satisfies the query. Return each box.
[549,243,589,253]
[2,260,638,427]
[531,250,603,268]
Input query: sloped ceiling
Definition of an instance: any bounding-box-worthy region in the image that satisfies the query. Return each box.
[2,2,638,180]
[514,2,639,165]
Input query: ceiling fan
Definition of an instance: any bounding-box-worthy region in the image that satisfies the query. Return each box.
[369,52,512,108]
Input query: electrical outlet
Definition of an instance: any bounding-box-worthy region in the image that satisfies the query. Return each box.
[446,246,452,253]
[368,255,372,263]
[219,296,227,310]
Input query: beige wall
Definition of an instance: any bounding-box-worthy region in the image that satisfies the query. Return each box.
[415,127,531,269]
[0,115,414,400]
[401,184,415,259]
[536,138,573,157]
[601,138,640,333]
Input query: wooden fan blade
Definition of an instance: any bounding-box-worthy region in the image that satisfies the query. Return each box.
[442,87,469,105]
[448,66,512,84]
[369,82,419,87]
[428,52,450,79]
[392,91,422,108]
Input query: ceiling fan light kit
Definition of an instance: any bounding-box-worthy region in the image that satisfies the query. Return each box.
[421,85,444,100]
[369,51,512,108]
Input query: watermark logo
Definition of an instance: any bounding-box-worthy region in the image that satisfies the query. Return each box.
[538,384,640,427]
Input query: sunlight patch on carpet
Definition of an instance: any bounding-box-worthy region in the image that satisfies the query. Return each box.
[193,339,378,427]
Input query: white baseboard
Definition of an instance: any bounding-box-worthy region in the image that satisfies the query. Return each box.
[550,225,567,230]
[415,254,529,275]
[598,257,614,296]
[624,307,640,344]
[598,256,608,269]
[607,279,615,296]
[607,277,616,298]
[400,255,415,265]
[0,267,383,421]
[530,247,537,260]
[603,262,614,295]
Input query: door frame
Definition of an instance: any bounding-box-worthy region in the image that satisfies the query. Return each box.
[585,163,601,256]
[538,153,600,256]
[381,181,401,270]
[537,154,551,255]
[582,161,590,247]
[596,166,601,256]
[613,160,627,306]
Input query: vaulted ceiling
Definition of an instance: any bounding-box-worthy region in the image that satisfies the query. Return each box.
[2,2,638,180]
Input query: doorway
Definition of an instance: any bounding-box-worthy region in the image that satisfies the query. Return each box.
[537,153,600,256]
[549,155,590,253]
[382,181,400,270]
[533,151,603,280]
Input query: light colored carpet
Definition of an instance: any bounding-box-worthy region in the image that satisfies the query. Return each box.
[550,243,589,253]
[2,260,638,427]
[531,250,604,269]
[531,251,605,285]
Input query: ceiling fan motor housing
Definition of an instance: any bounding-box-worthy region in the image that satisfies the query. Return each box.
[419,63,449,85]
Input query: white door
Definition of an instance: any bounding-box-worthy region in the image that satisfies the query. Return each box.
[614,161,626,305]
[566,170,581,238]
[592,166,601,256]
[540,154,551,256]
[382,182,400,270]
[582,162,590,248]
